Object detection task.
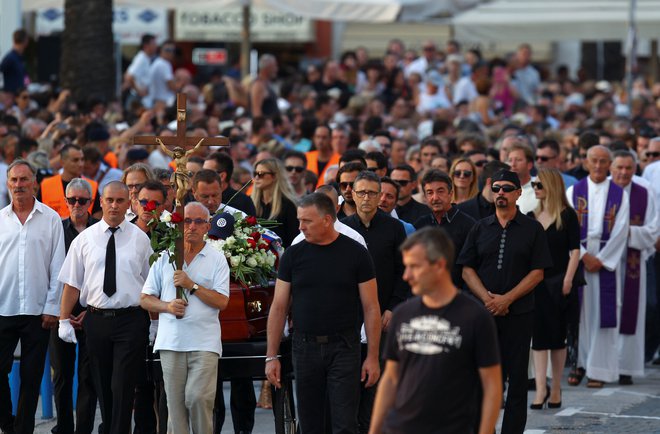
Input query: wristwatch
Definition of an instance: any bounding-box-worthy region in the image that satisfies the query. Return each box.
[190,283,199,296]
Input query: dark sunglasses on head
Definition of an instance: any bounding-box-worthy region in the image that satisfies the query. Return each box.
[491,184,518,193]
[453,170,473,178]
[531,181,544,190]
[646,151,660,158]
[391,179,411,187]
[474,160,488,167]
[285,166,305,173]
[66,197,90,205]
[139,199,162,207]
[535,155,554,162]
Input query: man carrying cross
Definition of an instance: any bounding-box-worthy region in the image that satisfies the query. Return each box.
[609,150,658,385]
[566,145,630,387]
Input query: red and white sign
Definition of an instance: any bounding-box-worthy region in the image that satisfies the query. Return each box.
[192,48,228,65]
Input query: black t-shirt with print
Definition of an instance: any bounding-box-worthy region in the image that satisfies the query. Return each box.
[383,293,500,434]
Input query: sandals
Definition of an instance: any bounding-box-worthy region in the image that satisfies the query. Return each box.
[567,367,585,386]
[586,378,604,388]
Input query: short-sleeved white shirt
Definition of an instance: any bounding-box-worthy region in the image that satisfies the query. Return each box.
[144,57,174,108]
[142,243,230,355]
[58,219,152,309]
[126,50,152,91]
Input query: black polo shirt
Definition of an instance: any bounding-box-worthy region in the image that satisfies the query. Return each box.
[395,199,430,226]
[222,186,257,216]
[341,209,409,312]
[456,210,552,315]
[62,215,99,253]
[456,193,494,221]
[413,205,476,288]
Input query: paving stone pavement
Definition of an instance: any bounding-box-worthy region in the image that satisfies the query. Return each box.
[32,364,660,433]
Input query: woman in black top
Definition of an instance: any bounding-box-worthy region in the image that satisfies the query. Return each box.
[250,158,299,247]
[528,168,581,409]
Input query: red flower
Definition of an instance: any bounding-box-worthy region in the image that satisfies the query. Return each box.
[250,231,261,241]
[247,238,257,248]
[246,216,258,226]
[171,212,183,223]
[143,200,157,212]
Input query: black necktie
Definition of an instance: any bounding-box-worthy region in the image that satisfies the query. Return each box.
[103,227,119,297]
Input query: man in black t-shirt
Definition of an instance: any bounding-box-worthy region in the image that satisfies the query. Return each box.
[266,192,381,434]
[370,227,502,434]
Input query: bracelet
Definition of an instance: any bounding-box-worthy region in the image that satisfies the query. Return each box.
[264,356,279,363]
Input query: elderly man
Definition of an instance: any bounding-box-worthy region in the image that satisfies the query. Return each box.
[40,144,101,219]
[58,181,152,434]
[609,151,657,384]
[458,170,552,434]
[50,178,99,434]
[142,202,230,434]
[0,160,65,434]
[267,192,381,433]
[567,146,630,387]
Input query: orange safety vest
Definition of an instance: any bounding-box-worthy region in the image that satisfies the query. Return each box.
[305,151,341,188]
[41,174,98,218]
[104,151,118,169]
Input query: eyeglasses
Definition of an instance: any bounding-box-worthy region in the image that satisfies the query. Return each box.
[285,166,305,173]
[491,184,518,193]
[66,197,90,205]
[474,160,488,167]
[184,218,208,225]
[391,179,411,187]
[339,181,353,190]
[353,190,380,199]
[646,151,660,158]
[535,155,555,162]
[254,171,274,179]
[366,167,379,173]
[139,199,162,207]
[452,170,473,178]
[531,181,544,190]
[18,95,29,100]
[126,183,144,190]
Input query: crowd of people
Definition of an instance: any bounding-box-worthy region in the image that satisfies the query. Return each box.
[2,25,660,434]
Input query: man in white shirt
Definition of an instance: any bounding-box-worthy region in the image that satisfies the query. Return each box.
[507,142,538,214]
[58,181,152,434]
[141,202,229,433]
[143,40,177,109]
[0,160,65,434]
[123,33,157,99]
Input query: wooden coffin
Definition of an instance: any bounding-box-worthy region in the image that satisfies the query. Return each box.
[220,280,275,342]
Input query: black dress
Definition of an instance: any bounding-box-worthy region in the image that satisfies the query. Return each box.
[258,196,299,248]
[528,207,580,350]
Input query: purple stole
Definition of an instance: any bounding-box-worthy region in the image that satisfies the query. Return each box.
[573,178,623,328]
[620,183,648,335]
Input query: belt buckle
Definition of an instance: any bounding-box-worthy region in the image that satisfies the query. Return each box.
[316,335,329,344]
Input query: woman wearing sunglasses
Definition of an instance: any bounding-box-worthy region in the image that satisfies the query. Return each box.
[250,158,299,247]
[527,168,581,409]
[449,157,478,204]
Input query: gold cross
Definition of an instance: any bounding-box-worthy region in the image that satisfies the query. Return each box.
[576,197,588,227]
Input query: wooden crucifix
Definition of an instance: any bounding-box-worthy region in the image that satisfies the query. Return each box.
[133,93,229,301]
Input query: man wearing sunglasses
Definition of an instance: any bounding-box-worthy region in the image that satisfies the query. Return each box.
[536,139,578,188]
[50,178,99,434]
[40,144,102,219]
[458,170,552,434]
[391,164,430,224]
[283,150,308,198]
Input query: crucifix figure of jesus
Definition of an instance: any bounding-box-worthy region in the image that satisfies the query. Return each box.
[134,93,229,299]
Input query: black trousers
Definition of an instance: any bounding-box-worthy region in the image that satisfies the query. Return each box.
[0,315,50,434]
[495,312,533,434]
[84,309,149,434]
[133,345,157,434]
[213,376,257,434]
[49,325,97,434]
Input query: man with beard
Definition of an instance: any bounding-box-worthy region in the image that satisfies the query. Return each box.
[337,162,366,219]
[457,170,552,434]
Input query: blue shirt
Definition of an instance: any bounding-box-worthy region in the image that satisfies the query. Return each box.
[0,49,27,93]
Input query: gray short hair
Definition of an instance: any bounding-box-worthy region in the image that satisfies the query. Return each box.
[66,178,93,197]
[184,201,210,219]
[7,159,36,178]
[587,144,613,161]
[259,54,276,71]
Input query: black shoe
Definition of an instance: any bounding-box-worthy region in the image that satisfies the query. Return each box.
[619,375,633,385]
[548,390,562,409]
[530,387,550,410]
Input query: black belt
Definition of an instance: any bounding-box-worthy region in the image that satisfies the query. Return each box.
[87,305,141,318]
[296,328,356,344]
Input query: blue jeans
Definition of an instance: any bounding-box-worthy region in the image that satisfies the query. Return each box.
[292,330,361,434]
